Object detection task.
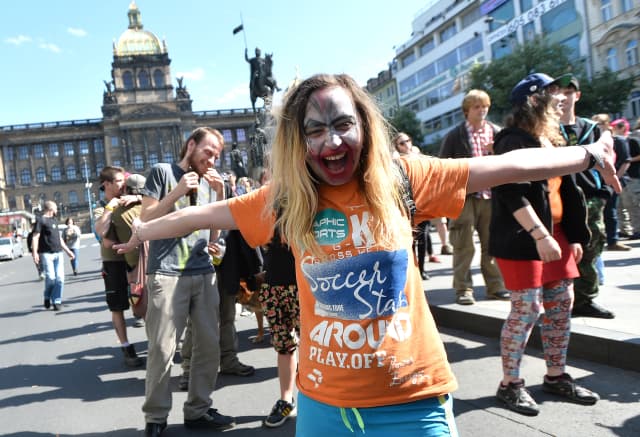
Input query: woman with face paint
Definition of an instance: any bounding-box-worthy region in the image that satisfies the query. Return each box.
[115,74,618,436]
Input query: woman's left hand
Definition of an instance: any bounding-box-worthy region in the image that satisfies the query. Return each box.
[570,243,583,264]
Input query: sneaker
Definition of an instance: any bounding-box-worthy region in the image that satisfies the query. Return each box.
[455,290,475,305]
[134,317,145,328]
[184,408,235,430]
[496,380,539,416]
[441,244,453,255]
[144,422,166,437]
[607,242,632,251]
[571,302,615,319]
[220,362,255,376]
[44,298,50,309]
[264,399,296,428]
[121,344,144,368]
[542,373,599,405]
[626,232,640,240]
[487,290,511,301]
[39,272,45,281]
[178,372,189,391]
[52,303,61,311]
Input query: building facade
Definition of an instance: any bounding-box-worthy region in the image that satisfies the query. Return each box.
[393,0,605,145]
[365,68,399,119]
[0,2,258,230]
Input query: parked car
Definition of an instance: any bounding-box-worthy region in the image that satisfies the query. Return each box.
[0,236,24,260]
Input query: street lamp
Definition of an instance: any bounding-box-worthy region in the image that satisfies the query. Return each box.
[83,157,94,234]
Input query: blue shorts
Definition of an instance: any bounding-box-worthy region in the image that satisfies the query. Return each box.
[296,392,458,436]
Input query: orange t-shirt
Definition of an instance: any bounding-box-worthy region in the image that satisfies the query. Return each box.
[547,176,563,224]
[228,156,469,407]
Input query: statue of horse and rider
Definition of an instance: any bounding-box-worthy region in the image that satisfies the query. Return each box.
[245,47,281,113]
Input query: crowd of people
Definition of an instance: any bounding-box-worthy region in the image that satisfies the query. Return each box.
[26,69,638,436]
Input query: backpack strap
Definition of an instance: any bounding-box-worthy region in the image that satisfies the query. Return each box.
[394,160,416,225]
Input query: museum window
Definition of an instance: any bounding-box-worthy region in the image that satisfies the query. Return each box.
[64,142,74,157]
[51,166,61,182]
[222,129,233,144]
[163,152,173,162]
[34,144,44,158]
[4,148,14,161]
[68,191,79,206]
[49,143,59,157]
[8,196,16,209]
[153,69,164,87]
[66,165,77,180]
[94,139,104,153]
[96,162,104,175]
[81,163,90,179]
[111,136,119,147]
[113,159,122,167]
[626,40,638,67]
[19,146,29,160]
[123,71,134,89]
[149,153,158,166]
[36,167,46,183]
[138,70,150,89]
[20,168,31,185]
[133,154,144,170]
[24,194,32,209]
[79,140,89,155]
[236,128,246,142]
[607,47,619,71]
[601,0,612,22]
[7,169,16,185]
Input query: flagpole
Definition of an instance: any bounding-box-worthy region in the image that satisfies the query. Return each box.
[240,13,247,52]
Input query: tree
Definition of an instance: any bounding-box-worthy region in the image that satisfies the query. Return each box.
[468,37,632,121]
[468,37,575,121]
[389,106,423,148]
[575,68,634,116]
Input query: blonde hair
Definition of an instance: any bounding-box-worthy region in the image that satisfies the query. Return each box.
[592,113,611,131]
[462,89,491,117]
[267,74,408,257]
[504,90,563,146]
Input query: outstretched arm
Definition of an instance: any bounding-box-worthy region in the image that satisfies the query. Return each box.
[114,200,237,253]
[468,141,621,194]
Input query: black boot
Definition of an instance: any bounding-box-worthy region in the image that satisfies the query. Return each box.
[122,344,144,368]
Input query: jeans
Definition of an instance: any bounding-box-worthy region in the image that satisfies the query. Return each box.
[41,252,65,304]
[69,248,79,272]
[604,192,621,245]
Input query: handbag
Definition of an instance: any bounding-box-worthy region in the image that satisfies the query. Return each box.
[128,240,148,319]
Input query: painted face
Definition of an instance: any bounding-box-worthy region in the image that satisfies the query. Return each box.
[189,133,222,176]
[303,86,362,186]
[395,135,412,155]
[466,102,489,125]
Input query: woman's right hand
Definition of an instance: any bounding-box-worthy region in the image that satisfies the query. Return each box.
[535,235,562,263]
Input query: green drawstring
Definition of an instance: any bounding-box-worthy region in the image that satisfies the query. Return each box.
[340,407,365,434]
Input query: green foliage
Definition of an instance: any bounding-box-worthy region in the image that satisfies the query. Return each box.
[388,107,424,145]
[468,37,632,121]
[468,37,575,120]
[575,69,634,116]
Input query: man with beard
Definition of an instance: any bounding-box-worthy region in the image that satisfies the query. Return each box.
[138,127,234,436]
[95,166,144,366]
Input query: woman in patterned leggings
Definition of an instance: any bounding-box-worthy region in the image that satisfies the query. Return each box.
[489,73,601,416]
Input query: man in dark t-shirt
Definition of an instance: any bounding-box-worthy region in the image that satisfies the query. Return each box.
[31,201,74,310]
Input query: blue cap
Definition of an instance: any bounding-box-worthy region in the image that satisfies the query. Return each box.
[510,73,556,106]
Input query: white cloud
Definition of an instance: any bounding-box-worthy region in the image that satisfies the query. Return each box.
[5,35,31,45]
[175,67,205,81]
[213,84,248,106]
[67,27,87,37]
[38,42,61,53]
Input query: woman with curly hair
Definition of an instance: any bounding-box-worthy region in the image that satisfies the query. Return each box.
[491,73,601,416]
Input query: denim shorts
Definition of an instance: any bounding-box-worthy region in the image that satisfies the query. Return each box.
[296,391,458,436]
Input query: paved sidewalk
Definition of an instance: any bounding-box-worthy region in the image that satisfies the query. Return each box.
[423,234,640,371]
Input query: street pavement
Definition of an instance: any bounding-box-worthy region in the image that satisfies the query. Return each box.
[0,235,638,436]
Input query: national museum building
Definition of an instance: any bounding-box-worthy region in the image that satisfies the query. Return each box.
[0,3,258,230]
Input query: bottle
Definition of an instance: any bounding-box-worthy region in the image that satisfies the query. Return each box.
[212,237,226,266]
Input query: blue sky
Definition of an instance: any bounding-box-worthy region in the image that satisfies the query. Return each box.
[1,0,432,126]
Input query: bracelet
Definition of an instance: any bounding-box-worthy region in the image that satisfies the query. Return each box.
[535,234,550,241]
[582,145,605,169]
[527,224,541,234]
